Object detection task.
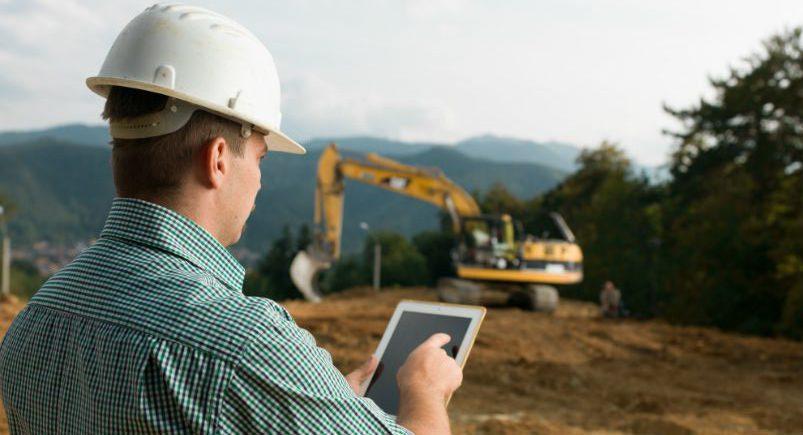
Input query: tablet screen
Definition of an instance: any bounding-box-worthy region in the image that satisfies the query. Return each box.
[364,311,472,415]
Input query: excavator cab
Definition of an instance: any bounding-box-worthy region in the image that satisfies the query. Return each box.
[446,212,582,312]
[518,212,583,279]
[457,214,521,270]
[455,213,582,279]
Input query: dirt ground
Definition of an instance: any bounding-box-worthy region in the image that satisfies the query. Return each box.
[1,288,802,434]
[285,288,803,435]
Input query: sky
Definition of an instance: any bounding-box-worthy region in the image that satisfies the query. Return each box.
[0,0,801,165]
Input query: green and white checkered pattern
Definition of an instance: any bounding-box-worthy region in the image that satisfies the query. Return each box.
[0,198,409,434]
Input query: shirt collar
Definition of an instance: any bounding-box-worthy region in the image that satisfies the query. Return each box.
[100,198,245,291]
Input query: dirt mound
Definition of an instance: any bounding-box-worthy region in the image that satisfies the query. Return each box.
[1,288,801,434]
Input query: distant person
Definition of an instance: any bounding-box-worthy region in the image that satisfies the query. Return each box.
[600,280,622,318]
[0,5,460,434]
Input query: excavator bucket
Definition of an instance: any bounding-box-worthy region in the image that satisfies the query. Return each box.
[290,250,331,302]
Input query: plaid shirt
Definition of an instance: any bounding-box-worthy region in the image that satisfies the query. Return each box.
[0,198,409,434]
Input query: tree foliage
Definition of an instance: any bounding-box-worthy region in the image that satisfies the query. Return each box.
[412,230,456,285]
[9,260,46,300]
[660,28,803,335]
[525,143,663,316]
[362,231,429,287]
[244,224,308,301]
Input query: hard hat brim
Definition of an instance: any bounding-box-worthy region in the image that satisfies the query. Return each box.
[86,76,306,155]
[265,127,306,154]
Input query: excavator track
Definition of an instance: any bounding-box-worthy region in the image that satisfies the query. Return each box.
[507,285,559,313]
[437,278,559,312]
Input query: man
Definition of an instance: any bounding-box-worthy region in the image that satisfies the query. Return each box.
[600,280,622,318]
[0,4,462,434]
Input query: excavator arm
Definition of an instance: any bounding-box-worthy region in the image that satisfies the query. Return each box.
[291,143,480,301]
[316,144,480,258]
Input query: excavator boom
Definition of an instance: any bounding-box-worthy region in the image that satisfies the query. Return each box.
[290,144,480,301]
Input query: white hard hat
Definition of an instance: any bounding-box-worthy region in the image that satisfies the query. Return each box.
[87,3,305,154]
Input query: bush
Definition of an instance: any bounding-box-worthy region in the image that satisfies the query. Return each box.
[10,259,46,299]
[362,231,429,287]
[779,282,803,339]
[412,230,455,285]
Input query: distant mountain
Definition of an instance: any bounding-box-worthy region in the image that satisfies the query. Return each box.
[0,139,567,254]
[304,135,582,172]
[0,124,581,170]
[303,136,440,156]
[0,124,110,147]
[455,135,580,172]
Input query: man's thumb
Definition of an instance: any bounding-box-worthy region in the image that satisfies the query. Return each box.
[356,355,378,378]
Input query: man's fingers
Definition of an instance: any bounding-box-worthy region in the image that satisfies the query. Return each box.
[358,355,378,378]
[420,333,451,349]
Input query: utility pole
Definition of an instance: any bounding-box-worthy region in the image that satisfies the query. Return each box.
[360,222,381,292]
[0,206,10,297]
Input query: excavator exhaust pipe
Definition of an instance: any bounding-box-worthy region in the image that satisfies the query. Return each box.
[290,250,331,303]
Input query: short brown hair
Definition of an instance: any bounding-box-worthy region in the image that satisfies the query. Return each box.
[103,87,246,199]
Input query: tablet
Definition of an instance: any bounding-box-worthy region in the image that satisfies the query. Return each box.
[360,300,486,415]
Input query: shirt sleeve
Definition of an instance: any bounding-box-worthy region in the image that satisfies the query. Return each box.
[218,305,412,435]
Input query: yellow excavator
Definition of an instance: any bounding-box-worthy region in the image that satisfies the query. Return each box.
[290,143,583,311]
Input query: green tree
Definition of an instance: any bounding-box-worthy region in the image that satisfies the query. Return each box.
[413,230,456,285]
[0,191,16,220]
[245,224,303,301]
[662,28,803,335]
[478,182,525,216]
[524,143,663,316]
[363,231,429,287]
[9,260,46,299]
[321,254,367,293]
[296,223,312,252]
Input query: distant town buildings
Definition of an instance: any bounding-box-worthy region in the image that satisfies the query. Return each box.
[13,240,95,276]
[14,240,262,277]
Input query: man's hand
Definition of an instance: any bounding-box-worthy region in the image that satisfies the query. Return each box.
[397,333,463,402]
[344,355,378,395]
[395,333,463,434]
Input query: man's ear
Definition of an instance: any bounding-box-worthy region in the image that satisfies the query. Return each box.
[200,136,228,189]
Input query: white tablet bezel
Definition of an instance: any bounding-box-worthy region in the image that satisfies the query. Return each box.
[359,300,486,396]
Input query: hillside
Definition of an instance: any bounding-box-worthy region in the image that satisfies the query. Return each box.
[0,141,115,244]
[0,124,582,170]
[2,288,801,434]
[0,140,566,252]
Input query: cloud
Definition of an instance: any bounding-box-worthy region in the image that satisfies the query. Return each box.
[402,0,467,20]
[0,0,102,53]
[0,0,140,129]
[0,73,26,99]
[281,73,458,143]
